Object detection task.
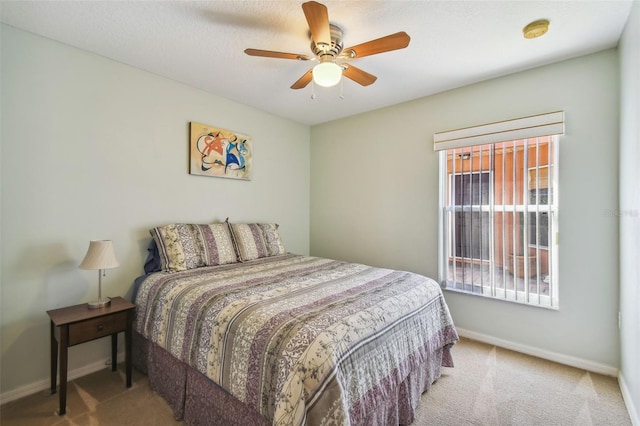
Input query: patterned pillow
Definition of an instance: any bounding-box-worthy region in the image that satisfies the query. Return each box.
[260,223,286,257]
[150,223,237,272]
[228,223,286,262]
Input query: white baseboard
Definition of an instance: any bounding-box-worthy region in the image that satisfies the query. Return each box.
[455,327,619,377]
[4,332,633,423]
[619,372,640,426]
[0,353,125,406]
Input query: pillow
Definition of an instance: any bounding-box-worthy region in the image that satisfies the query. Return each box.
[198,223,238,266]
[228,223,286,262]
[150,223,237,272]
[143,238,162,274]
[260,223,286,257]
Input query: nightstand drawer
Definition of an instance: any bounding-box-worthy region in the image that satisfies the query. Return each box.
[68,311,127,346]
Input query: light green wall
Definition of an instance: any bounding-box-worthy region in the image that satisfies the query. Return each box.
[0,25,310,395]
[618,0,640,423]
[311,49,620,369]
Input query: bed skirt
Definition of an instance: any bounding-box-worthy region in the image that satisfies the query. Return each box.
[133,330,455,425]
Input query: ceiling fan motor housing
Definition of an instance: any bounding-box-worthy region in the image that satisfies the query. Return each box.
[311,24,344,60]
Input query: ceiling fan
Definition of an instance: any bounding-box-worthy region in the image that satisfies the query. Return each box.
[244,1,411,90]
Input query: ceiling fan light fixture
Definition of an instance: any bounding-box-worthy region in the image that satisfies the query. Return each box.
[312,61,342,87]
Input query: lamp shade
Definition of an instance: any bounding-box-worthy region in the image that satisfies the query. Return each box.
[79,240,119,270]
[312,62,342,87]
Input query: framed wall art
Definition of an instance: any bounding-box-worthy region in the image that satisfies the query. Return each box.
[189,121,252,180]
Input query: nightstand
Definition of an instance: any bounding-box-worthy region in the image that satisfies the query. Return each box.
[47,296,135,416]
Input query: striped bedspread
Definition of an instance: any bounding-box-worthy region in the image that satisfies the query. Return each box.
[134,254,457,425]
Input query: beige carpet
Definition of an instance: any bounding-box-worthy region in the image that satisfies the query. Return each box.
[0,338,631,425]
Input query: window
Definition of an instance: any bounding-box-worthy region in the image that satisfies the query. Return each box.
[451,172,490,260]
[529,167,550,248]
[434,112,562,308]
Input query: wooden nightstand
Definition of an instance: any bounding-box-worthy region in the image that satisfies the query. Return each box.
[47,296,135,416]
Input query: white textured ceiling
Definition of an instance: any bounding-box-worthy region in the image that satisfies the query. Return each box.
[0,1,633,125]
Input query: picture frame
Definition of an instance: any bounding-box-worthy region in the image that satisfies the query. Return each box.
[189,121,252,180]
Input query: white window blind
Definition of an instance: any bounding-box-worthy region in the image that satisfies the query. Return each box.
[436,112,563,309]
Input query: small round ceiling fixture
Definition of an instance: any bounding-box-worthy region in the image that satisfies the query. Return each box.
[523,19,550,39]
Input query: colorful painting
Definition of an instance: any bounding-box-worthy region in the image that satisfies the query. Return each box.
[189,122,252,180]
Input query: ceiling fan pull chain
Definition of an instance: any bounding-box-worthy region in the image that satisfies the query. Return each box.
[311,80,317,99]
[339,77,344,100]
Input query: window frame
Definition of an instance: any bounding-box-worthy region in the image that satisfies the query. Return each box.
[438,137,559,309]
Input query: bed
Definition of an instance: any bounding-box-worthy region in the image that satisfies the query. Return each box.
[132,222,458,425]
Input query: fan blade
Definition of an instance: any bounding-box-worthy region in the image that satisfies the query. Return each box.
[343,64,377,86]
[302,1,331,47]
[343,32,410,59]
[291,69,314,89]
[245,49,310,61]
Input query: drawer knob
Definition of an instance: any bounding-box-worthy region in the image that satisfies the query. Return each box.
[97,324,104,331]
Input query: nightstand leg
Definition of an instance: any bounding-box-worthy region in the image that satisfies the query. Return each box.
[58,325,69,416]
[50,320,58,394]
[111,333,117,372]
[125,311,132,387]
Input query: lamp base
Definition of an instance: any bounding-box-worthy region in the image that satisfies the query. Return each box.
[88,298,111,309]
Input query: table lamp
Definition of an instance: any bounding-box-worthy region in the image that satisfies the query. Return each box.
[79,240,119,309]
